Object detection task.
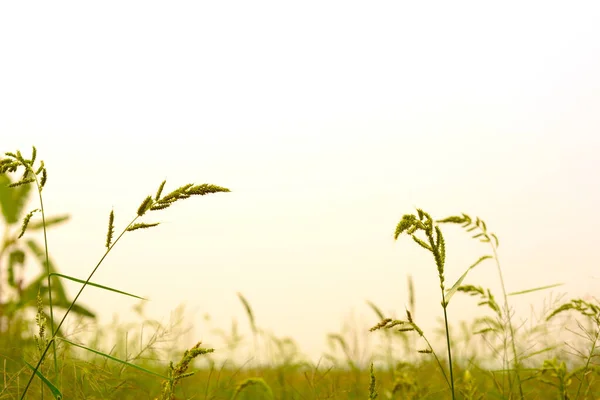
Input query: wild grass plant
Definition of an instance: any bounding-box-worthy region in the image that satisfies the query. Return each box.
[543,298,600,398]
[371,209,463,399]
[0,146,599,399]
[369,209,598,399]
[0,147,230,399]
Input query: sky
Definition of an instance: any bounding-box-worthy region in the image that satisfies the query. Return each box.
[1,2,600,363]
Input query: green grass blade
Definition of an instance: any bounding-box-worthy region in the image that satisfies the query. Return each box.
[519,345,560,361]
[23,360,63,399]
[445,255,492,303]
[508,283,564,296]
[27,214,70,230]
[58,337,167,379]
[49,272,147,300]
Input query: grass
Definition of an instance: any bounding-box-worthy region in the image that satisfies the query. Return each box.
[0,146,599,399]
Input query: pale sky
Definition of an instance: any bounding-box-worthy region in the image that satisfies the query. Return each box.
[1,2,600,363]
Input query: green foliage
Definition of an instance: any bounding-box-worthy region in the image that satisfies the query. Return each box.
[440,213,526,399]
[1,146,600,399]
[156,341,214,400]
[0,150,86,347]
[1,146,231,399]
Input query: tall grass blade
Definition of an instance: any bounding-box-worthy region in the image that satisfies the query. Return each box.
[58,337,168,379]
[23,360,62,399]
[49,272,147,300]
[237,292,256,334]
[445,255,492,303]
[508,283,564,296]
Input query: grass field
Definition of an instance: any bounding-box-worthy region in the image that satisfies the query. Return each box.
[2,303,598,400]
[1,147,599,399]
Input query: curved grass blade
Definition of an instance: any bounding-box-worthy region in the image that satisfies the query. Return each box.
[27,214,69,230]
[519,345,560,361]
[58,337,167,379]
[49,273,147,300]
[237,292,256,334]
[445,255,492,304]
[508,283,564,296]
[23,360,62,399]
[16,277,96,320]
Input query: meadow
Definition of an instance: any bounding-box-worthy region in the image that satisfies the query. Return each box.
[0,147,598,399]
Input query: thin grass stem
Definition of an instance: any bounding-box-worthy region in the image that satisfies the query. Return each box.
[574,320,600,399]
[20,214,140,399]
[491,243,524,399]
[22,163,59,380]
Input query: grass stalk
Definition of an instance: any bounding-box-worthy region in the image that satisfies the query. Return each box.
[438,213,524,399]
[27,163,59,379]
[575,326,599,399]
[491,243,524,399]
[547,298,600,399]
[3,147,231,399]
[20,214,140,398]
[5,147,600,398]
[424,225,456,399]
[372,208,460,399]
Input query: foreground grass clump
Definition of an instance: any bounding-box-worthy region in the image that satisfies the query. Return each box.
[0,146,599,399]
[0,147,229,399]
[156,342,214,400]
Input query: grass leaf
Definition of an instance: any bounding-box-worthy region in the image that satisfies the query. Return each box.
[58,337,168,379]
[49,273,147,300]
[23,360,63,399]
[445,255,493,304]
[508,283,564,296]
